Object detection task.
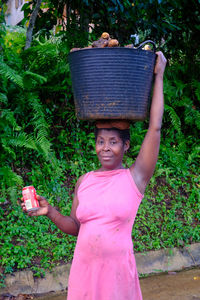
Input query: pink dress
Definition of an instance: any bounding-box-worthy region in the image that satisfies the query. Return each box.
[67,168,143,300]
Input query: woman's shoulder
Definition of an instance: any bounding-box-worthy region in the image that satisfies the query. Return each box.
[75,171,93,191]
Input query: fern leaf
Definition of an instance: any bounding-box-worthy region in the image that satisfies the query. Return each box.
[177,139,187,153]
[23,71,47,84]
[26,95,53,159]
[188,146,200,164]
[165,104,182,135]
[0,166,23,187]
[1,139,16,160]
[185,106,200,130]
[7,132,37,150]
[36,139,51,158]
[27,42,59,71]
[0,109,20,130]
[0,61,23,88]
[0,93,8,104]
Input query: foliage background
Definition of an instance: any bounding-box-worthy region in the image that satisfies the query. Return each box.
[0,0,199,283]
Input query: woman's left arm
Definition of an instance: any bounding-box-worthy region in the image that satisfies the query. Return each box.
[130,51,167,194]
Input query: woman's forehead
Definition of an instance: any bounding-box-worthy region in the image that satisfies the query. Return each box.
[96,129,120,138]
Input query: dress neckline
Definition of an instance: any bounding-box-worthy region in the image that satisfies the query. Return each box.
[92,168,127,177]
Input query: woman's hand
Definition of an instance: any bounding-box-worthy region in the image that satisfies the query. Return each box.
[154,51,167,78]
[21,192,80,236]
[21,195,50,217]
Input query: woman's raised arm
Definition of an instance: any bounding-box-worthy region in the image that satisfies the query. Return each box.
[130,51,167,194]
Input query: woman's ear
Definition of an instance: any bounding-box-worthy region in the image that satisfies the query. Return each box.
[124,140,130,152]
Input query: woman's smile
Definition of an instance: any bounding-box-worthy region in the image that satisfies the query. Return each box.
[100,156,113,163]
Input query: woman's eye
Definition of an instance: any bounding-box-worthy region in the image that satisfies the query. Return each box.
[111,141,117,145]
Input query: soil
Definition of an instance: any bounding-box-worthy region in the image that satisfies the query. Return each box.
[140,268,200,300]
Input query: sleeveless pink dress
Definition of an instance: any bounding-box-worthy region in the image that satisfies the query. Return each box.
[67,168,143,300]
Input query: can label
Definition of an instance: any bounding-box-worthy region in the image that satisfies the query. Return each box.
[22,186,39,212]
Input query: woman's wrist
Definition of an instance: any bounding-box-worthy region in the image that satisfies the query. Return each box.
[46,204,55,218]
[154,72,164,81]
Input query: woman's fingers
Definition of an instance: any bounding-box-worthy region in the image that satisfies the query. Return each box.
[36,195,46,201]
[21,203,27,211]
[154,51,167,75]
[28,210,40,217]
[36,195,48,205]
[21,194,48,215]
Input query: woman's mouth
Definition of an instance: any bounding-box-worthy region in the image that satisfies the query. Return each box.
[101,156,112,160]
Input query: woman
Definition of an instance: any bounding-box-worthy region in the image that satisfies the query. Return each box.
[22,51,167,300]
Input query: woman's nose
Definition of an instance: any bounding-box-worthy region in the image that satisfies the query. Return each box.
[102,142,110,151]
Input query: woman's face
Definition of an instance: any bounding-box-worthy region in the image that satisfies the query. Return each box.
[95,129,129,171]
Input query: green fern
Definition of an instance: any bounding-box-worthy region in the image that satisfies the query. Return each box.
[1,139,16,160]
[0,94,56,165]
[188,146,200,164]
[0,93,7,104]
[0,61,23,88]
[29,96,50,151]
[24,71,47,83]
[0,166,23,188]
[0,109,21,131]
[23,71,47,89]
[0,166,23,204]
[26,95,61,167]
[177,139,187,153]
[184,106,200,130]
[164,104,182,135]
[6,132,37,151]
[25,39,60,72]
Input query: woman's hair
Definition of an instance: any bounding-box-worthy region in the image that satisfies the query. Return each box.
[95,127,130,145]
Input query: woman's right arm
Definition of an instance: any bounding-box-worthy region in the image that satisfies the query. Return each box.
[21,175,84,236]
[46,190,80,236]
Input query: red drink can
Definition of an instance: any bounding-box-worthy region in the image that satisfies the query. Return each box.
[22,186,39,212]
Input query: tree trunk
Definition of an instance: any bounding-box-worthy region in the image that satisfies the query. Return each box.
[25,0,42,50]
